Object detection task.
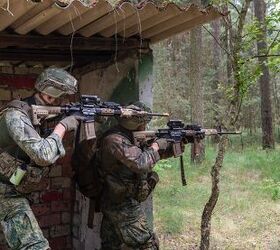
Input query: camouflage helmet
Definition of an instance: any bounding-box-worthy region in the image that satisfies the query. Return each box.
[118,101,152,130]
[35,67,77,98]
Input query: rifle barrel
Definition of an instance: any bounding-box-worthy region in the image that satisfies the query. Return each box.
[218,132,242,135]
[148,112,169,117]
[202,129,242,135]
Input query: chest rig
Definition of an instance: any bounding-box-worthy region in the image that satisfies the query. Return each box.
[0,100,50,194]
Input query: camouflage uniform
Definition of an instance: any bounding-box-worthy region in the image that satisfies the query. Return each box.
[0,96,65,250]
[98,126,161,250]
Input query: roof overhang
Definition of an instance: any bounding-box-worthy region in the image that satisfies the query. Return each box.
[0,0,225,67]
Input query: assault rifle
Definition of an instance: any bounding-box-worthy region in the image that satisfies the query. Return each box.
[31,95,169,142]
[133,120,241,186]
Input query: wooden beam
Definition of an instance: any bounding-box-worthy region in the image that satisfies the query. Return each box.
[115,3,159,37]
[15,4,62,35]
[58,1,112,35]
[0,34,149,51]
[151,10,222,43]
[0,0,36,31]
[118,4,181,38]
[36,1,89,35]
[78,3,135,37]
[0,48,113,62]
[11,0,53,29]
[0,0,7,8]
[141,5,202,39]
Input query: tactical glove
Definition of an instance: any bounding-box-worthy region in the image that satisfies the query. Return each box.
[59,115,83,132]
[155,138,168,151]
[155,138,174,159]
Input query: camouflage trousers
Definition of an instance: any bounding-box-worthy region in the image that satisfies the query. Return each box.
[0,191,49,250]
[101,198,159,250]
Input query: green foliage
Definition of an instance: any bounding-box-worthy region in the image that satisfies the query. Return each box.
[153,0,279,132]
[154,139,280,244]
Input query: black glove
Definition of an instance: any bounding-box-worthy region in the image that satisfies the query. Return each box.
[59,115,84,132]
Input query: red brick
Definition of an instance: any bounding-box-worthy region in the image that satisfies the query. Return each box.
[41,191,63,202]
[28,192,40,204]
[62,164,74,177]
[13,89,33,99]
[31,203,50,216]
[51,177,71,189]
[51,201,71,212]
[0,244,8,250]
[38,214,61,228]
[63,189,72,201]
[42,229,49,239]
[49,236,67,250]
[49,164,62,177]
[0,232,7,245]
[50,225,71,238]
[33,178,50,191]
[0,88,11,101]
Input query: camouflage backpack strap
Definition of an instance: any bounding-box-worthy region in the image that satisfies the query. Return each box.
[0,99,31,121]
[6,99,31,118]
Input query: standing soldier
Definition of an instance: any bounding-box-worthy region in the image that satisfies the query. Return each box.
[98,102,177,250]
[0,68,82,250]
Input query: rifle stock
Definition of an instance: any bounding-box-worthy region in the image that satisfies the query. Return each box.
[31,105,62,125]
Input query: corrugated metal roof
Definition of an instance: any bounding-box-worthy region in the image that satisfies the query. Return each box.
[0,0,224,43]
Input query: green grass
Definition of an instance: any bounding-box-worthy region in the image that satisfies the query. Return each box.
[153,139,280,249]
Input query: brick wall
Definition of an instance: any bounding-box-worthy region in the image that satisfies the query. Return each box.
[0,73,75,250]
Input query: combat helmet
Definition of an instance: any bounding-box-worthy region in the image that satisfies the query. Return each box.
[118,101,152,130]
[35,67,77,98]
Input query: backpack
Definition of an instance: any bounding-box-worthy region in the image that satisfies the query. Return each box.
[71,125,128,200]
[71,138,103,199]
[71,134,104,228]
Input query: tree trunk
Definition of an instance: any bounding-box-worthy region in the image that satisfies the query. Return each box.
[190,10,205,163]
[211,19,222,143]
[200,1,252,249]
[254,0,275,149]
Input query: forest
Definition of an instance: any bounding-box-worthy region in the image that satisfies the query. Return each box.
[150,0,280,249]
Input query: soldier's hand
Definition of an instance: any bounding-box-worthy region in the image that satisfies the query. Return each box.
[155,139,174,159]
[151,142,159,151]
[59,115,84,132]
[155,138,168,151]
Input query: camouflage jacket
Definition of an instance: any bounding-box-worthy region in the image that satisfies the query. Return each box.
[0,98,65,167]
[0,97,65,188]
[98,126,160,204]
